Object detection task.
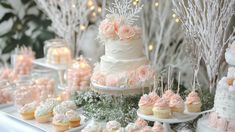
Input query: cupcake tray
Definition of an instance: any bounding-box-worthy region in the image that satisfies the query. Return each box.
[0,106,87,132]
[91,82,150,95]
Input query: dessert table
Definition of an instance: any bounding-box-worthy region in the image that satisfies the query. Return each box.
[0,114,42,132]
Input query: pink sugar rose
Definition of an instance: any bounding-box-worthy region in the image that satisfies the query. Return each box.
[92,73,106,85]
[106,75,119,87]
[137,66,154,81]
[99,18,120,39]
[128,71,139,86]
[118,25,136,40]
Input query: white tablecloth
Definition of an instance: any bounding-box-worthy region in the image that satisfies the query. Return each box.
[0,114,42,132]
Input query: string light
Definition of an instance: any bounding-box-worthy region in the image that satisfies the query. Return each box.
[148,44,154,51]
[155,2,159,7]
[92,12,96,17]
[80,24,86,31]
[97,7,102,13]
[132,0,139,5]
[172,14,176,18]
[72,4,76,8]
[90,5,95,10]
[175,18,180,23]
[87,0,93,7]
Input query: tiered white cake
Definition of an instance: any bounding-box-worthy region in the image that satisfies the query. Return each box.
[91,14,155,88]
[197,42,235,132]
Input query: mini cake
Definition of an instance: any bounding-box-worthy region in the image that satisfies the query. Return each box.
[82,120,102,132]
[185,91,202,112]
[65,110,81,128]
[61,100,77,110]
[152,122,164,132]
[152,98,171,119]
[162,90,175,103]
[125,123,139,132]
[106,120,121,132]
[135,118,148,129]
[53,104,70,115]
[19,101,37,120]
[34,105,53,123]
[52,114,69,132]
[45,39,72,65]
[169,94,184,113]
[140,126,152,132]
[117,127,125,132]
[138,94,154,115]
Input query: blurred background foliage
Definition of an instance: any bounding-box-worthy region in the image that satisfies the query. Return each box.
[0,0,55,63]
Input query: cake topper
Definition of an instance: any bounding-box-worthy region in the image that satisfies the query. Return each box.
[106,0,143,25]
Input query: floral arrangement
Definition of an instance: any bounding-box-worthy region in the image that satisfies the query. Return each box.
[98,0,143,41]
[91,64,155,88]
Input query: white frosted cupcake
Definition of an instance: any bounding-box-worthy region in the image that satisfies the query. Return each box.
[106,120,121,132]
[61,100,77,110]
[140,126,152,132]
[152,122,164,132]
[83,120,102,132]
[53,104,70,115]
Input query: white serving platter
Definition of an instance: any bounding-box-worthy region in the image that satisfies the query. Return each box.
[33,58,68,71]
[0,106,86,132]
[0,103,13,109]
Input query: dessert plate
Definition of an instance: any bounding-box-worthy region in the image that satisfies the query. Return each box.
[33,58,68,71]
[0,103,13,109]
[0,106,87,132]
[137,109,198,123]
[91,82,150,95]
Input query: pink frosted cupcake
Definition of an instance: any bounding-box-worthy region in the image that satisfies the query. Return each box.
[185,91,202,112]
[138,94,154,115]
[152,98,171,119]
[106,120,121,132]
[169,94,184,113]
[162,90,175,103]
[152,122,163,132]
[140,126,152,132]
[135,118,148,129]
[148,92,160,103]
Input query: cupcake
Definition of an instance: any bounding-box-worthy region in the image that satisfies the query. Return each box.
[138,94,154,115]
[162,90,175,103]
[125,123,139,132]
[66,110,81,128]
[135,118,148,129]
[117,127,126,132]
[106,120,121,132]
[152,98,171,119]
[84,120,102,132]
[61,100,77,110]
[169,94,184,113]
[152,122,163,132]
[52,114,69,132]
[34,105,53,123]
[43,98,60,109]
[140,126,152,132]
[53,104,70,115]
[185,91,202,112]
[19,101,37,120]
[148,92,160,104]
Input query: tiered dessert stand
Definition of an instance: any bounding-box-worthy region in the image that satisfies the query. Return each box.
[137,109,213,132]
[33,58,68,89]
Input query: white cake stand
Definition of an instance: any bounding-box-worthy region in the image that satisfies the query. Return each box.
[91,82,151,96]
[33,58,69,87]
[137,109,213,132]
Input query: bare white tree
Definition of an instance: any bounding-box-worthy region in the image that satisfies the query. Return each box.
[172,0,235,92]
[34,0,99,57]
[140,0,195,87]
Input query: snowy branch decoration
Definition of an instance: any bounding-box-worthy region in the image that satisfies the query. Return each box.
[172,0,235,92]
[106,0,143,25]
[34,0,98,57]
[140,0,196,88]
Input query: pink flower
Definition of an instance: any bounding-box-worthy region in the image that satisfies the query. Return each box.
[99,20,118,38]
[118,25,136,40]
[92,72,106,85]
[137,66,154,81]
[106,75,119,87]
[128,71,139,86]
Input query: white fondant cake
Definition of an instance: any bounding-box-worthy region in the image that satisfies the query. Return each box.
[91,14,155,88]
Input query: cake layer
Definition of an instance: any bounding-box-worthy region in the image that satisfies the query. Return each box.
[100,55,148,74]
[214,77,235,120]
[105,39,145,60]
[225,49,235,66]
